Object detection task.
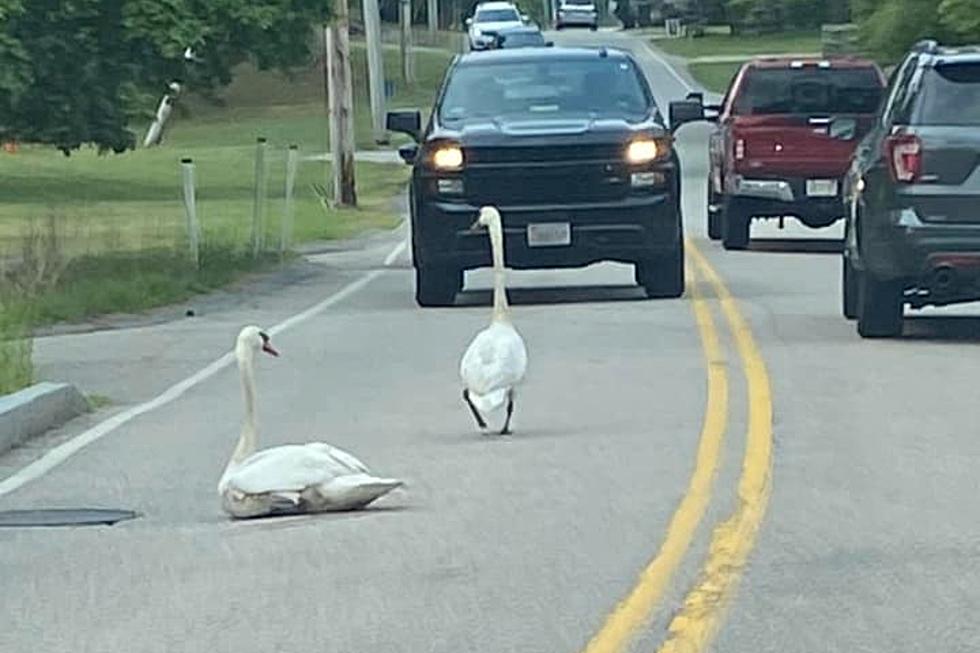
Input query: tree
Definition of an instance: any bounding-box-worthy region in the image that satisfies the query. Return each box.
[0,0,332,155]
[938,0,980,42]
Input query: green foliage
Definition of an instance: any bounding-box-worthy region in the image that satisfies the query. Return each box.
[0,0,332,155]
[853,0,979,62]
[938,0,980,41]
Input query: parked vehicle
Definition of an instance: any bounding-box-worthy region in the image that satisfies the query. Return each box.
[491,25,549,49]
[465,2,527,51]
[699,56,886,249]
[842,41,980,337]
[556,0,598,30]
[386,47,697,306]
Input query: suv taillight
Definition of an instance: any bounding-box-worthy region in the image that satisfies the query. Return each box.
[886,133,922,183]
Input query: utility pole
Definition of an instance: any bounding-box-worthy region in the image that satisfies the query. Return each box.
[363,0,388,144]
[427,0,438,35]
[400,0,416,84]
[324,1,356,207]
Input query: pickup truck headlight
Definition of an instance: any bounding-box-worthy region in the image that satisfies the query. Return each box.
[626,139,661,164]
[431,145,464,170]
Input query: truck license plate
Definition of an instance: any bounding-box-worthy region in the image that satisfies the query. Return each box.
[806,179,838,197]
[527,222,571,247]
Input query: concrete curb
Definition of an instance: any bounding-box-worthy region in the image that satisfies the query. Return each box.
[0,382,90,456]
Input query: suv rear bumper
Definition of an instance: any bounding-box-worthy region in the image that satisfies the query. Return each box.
[557,14,597,27]
[861,206,980,306]
[413,195,681,270]
[729,175,845,227]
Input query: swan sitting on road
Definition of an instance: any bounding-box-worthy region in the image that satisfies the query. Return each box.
[218,326,402,518]
[459,206,528,435]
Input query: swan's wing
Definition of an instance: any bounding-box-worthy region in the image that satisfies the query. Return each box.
[302,442,371,474]
[224,445,343,495]
[460,323,528,394]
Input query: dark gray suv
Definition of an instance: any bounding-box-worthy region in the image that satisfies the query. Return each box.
[842,41,980,337]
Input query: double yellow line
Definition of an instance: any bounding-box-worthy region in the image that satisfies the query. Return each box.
[581,240,774,653]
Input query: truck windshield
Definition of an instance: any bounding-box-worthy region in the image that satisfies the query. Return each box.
[912,62,980,126]
[733,67,883,115]
[439,59,652,123]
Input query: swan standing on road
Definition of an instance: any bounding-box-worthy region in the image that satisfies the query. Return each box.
[218,326,402,518]
[460,207,528,435]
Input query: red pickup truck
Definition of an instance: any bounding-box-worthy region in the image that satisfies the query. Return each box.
[705,57,886,249]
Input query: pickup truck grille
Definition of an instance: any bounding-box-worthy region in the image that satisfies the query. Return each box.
[466,144,623,164]
[465,163,628,205]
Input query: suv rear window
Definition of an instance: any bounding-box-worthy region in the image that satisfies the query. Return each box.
[733,67,883,116]
[439,58,653,123]
[476,8,520,22]
[912,62,980,126]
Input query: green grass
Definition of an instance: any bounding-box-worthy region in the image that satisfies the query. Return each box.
[688,61,744,93]
[0,41,453,394]
[0,302,33,395]
[173,44,452,151]
[654,31,822,59]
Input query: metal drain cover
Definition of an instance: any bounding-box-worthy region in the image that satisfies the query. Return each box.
[0,509,138,527]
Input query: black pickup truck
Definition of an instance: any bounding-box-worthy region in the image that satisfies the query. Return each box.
[387,46,700,306]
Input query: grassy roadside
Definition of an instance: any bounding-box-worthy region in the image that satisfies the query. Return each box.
[653,30,822,93]
[0,43,452,395]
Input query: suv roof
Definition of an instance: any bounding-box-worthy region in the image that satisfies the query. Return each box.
[474,1,519,10]
[458,45,630,65]
[747,56,880,70]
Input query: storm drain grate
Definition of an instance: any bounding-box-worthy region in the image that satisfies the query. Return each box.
[0,509,138,527]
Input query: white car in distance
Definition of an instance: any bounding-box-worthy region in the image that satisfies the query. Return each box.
[466,2,527,51]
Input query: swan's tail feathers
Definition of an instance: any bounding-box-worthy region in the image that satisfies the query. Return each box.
[469,388,509,415]
[316,474,404,511]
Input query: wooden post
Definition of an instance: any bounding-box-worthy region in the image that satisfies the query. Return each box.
[400,0,416,84]
[427,0,438,34]
[251,137,268,256]
[281,145,299,259]
[363,0,388,144]
[180,158,200,269]
[325,9,357,207]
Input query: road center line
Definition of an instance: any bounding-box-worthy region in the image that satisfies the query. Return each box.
[581,259,730,653]
[0,238,408,499]
[656,242,774,653]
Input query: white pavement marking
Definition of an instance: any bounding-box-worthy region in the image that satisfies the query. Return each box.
[641,42,696,92]
[0,238,409,499]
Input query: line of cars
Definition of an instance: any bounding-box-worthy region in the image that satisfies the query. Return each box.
[465,0,597,52]
[676,39,980,338]
[384,29,980,341]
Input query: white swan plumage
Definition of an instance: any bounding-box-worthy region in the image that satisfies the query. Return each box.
[459,206,528,434]
[218,326,402,518]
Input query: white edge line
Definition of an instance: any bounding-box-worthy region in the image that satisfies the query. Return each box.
[0,237,409,498]
[641,40,696,93]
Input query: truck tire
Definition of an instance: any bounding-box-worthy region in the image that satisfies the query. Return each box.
[636,242,685,299]
[722,198,750,250]
[857,272,904,338]
[415,265,462,307]
[842,254,858,320]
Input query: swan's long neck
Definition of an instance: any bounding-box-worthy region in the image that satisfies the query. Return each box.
[229,349,259,466]
[488,216,509,322]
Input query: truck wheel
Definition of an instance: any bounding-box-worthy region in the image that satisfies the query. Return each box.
[722,198,750,250]
[842,254,858,320]
[590,24,598,31]
[857,272,904,338]
[636,243,685,299]
[415,265,462,307]
[707,187,723,240]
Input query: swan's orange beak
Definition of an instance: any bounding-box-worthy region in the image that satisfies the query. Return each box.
[262,342,279,357]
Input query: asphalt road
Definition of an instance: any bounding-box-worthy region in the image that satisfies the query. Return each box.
[2,30,980,653]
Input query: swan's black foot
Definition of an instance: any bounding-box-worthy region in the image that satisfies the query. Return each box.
[462,389,487,430]
[500,390,515,435]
